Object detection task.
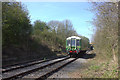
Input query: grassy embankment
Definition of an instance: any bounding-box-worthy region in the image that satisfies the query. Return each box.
[3,37,67,66]
[72,50,118,78]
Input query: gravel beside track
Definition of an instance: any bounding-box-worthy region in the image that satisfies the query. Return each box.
[48,58,87,78]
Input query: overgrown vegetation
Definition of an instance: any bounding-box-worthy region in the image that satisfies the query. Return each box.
[84,2,119,78]
[75,53,118,78]
[91,2,118,62]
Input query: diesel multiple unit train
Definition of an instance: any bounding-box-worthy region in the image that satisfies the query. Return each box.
[66,36,92,57]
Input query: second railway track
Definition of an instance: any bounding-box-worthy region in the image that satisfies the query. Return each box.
[2,58,50,73]
[2,56,68,73]
[2,56,73,80]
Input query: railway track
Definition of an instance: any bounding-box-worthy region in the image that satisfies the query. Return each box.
[25,58,77,80]
[2,56,73,80]
[2,56,68,73]
[2,58,54,73]
[3,58,43,68]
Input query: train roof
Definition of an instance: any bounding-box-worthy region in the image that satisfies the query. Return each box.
[66,36,81,40]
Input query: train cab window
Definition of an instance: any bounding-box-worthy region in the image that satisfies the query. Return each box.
[71,38,75,46]
[67,40,71,46]
[76,39,80,46]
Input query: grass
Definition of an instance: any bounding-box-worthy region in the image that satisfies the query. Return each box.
[89,65,101,71]
[77,51,118,78]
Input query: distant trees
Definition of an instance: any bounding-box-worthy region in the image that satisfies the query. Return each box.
[47,20,77,38]
[91,2,118,61]
[2,2,32,47]
[32,19,78,51]
[34,20,49,31]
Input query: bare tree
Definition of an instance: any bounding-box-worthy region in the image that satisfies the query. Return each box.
[91,2,118,62]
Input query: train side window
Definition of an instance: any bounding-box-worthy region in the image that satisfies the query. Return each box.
[67,40,71,46]
[76,39,80,46]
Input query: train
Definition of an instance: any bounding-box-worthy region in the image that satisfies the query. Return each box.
[66,36,92,57]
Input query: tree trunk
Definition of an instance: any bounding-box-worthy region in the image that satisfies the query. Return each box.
[112,41,118,63]
[112,48,116,61]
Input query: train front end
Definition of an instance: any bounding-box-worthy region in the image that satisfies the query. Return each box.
[66,36,81,57]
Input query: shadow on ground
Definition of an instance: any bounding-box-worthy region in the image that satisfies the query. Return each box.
[76,51,96,59]
[82,53,96,59]
[2,38,59,67]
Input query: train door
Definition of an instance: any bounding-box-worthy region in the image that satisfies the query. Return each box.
[66,39,71,53]
[76,39,80,54]
[71,38,76,51]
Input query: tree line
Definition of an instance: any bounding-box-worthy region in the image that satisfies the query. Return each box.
[91,2,118,62]
[2,2,32,48]
[32,19,78,52]
[2,1,89,57]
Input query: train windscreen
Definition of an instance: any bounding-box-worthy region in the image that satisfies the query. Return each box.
[76,39,80,46]
[71,38,75,46]
[67,40,71,46]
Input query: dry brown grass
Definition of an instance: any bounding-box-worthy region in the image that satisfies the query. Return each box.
[68,50,118,78]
